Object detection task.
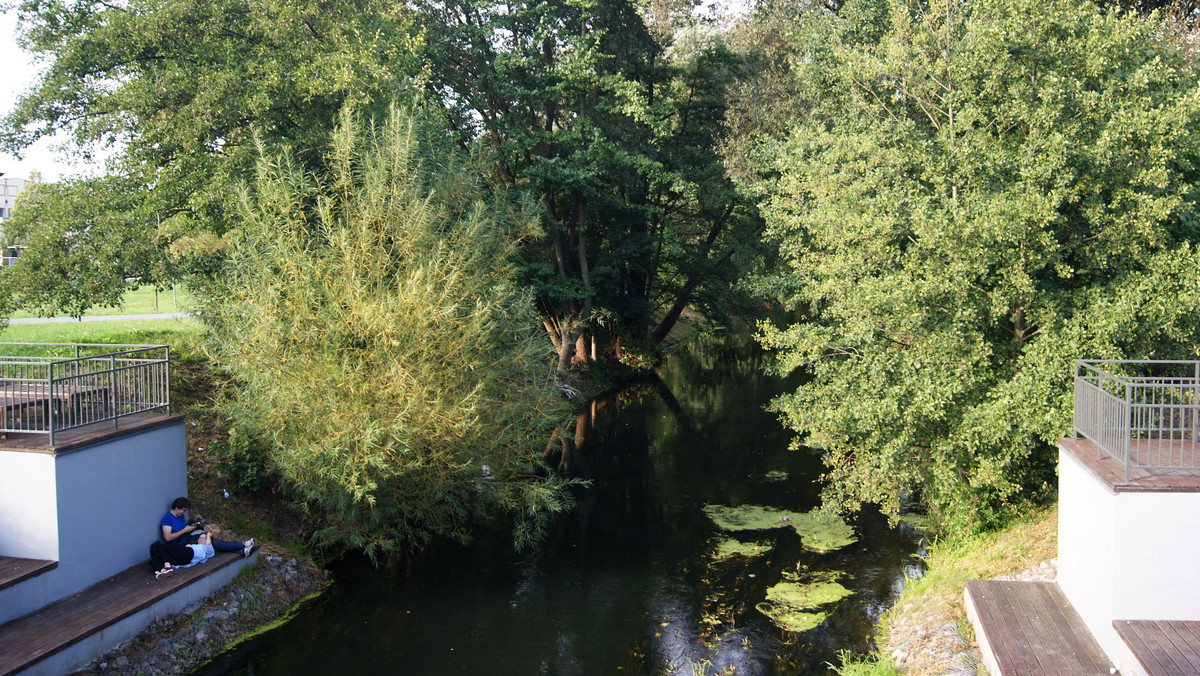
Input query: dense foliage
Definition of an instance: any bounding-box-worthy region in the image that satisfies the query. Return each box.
[755,0,1200,529]
[9,0,1200,541]
[200,105,572,555]
[3,0,423,311]
[0,176,162,317]
[417,0,765,367]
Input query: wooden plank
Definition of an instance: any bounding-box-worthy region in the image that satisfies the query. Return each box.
[1029,582,1112,674]
[1059,437,1200,492]
[1118,620,1175,675]
[1117,620,1200,676]
[967,581,1038,675]
[0,551,246,676]
[1004,581,1094,675]
[997,582,1061,675]
[0,412,182,454]
[0,557,57,592]
[1149,620,1200,674]
[967,580,1113,676]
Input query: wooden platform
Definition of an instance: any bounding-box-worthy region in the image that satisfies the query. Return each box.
[965,580,1114,676]
[0,557,56,592]
[0,551,245,676]
[0,412,182,455]
[1116,620,1200,675]
[1060,437,1200,492]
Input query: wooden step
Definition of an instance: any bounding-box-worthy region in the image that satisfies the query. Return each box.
[0,557,56,592]
[965,580,1114,676]
[1116,619,1200,675]
[0,551,248,676]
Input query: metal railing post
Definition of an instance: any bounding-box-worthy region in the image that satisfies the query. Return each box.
[1080,362,1089,441]
[165,346,171,415]
[1124,380,1133,482]
[48,362,55,446]
[1191,362,1200,467]
[110,354,118,431]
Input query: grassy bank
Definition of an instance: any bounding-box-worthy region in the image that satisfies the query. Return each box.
[839,507,1058,675]
[9,285,195,319]
[0,316,202,346]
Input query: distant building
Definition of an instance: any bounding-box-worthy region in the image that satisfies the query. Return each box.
[0,175,26,221]
[0,176,26,266]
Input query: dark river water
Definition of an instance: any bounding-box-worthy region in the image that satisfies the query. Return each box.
[202,339,923,675]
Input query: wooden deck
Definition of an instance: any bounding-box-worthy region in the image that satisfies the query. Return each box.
[965,580,1114,676]
[1060,437,1200,492]
[0,551,245,676]
[1116,620,1200,676]
[0,411,182,455]
[0,557,56,592]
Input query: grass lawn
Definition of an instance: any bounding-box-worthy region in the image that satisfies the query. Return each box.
[0,317,203,353]
[8,285,195,319]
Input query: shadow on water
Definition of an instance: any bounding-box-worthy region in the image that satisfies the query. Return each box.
[199,336,923,675]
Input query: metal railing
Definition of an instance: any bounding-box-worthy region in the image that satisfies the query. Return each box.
[0,343,170,445]
[1074,360,1200,481]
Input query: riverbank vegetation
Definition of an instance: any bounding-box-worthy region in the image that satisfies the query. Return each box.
[198,104,575,557]
[752,0,1200,532]
[4,0,1200,559]
[852,507,1058,675]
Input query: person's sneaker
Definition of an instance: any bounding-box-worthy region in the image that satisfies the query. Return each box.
[155,564,174,580]
[243,540,260,558]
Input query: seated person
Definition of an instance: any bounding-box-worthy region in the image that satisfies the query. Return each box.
[160,496,258,557]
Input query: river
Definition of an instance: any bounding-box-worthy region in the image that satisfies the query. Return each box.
[201,337,923,675]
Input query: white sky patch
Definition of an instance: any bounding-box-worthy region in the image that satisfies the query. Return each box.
[1,9,108,182]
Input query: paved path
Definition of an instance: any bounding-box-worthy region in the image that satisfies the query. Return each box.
[7,313,193,324]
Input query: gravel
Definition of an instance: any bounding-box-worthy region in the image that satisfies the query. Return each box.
[882,558,1057,675]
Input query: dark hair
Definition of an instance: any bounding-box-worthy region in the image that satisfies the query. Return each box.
[171,497,192,510]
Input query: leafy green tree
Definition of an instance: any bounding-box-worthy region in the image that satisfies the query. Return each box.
[0,176,163,318]
[3,0,423,311]
[200,105,572,556]
[417,0,764,368]
[756,0,1200,530]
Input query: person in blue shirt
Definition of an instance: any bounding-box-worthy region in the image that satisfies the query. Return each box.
[160,496,258,557]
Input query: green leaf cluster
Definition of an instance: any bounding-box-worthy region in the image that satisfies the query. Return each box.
[755,0,1200,531]
[200,104,572,557]
[4,0,424,310]
[0,176,164,318]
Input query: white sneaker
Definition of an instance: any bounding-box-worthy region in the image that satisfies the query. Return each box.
[243,539,259,557]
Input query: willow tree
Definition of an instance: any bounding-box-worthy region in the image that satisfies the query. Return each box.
[757,0,1200,531]
[201,105,571,556]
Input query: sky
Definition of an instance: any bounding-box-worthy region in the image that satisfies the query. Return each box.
[1,9,103,182]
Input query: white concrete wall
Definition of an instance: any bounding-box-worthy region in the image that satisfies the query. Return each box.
[1058,444,1200,664]
[1112,491,1200,621]
[0,420,187,625]
[55,422,188,581]
[1058,446,1119,658]
[0,451,59,561]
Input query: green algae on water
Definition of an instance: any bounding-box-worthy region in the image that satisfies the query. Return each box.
[763,470,788,482]
[703,504,858,553]
[755,579,853,633]
[711,537,772,561]
[790,511,858,554]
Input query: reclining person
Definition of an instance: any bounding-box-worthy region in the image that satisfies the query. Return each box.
[150,531,217,579]
[160,496,258,557]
